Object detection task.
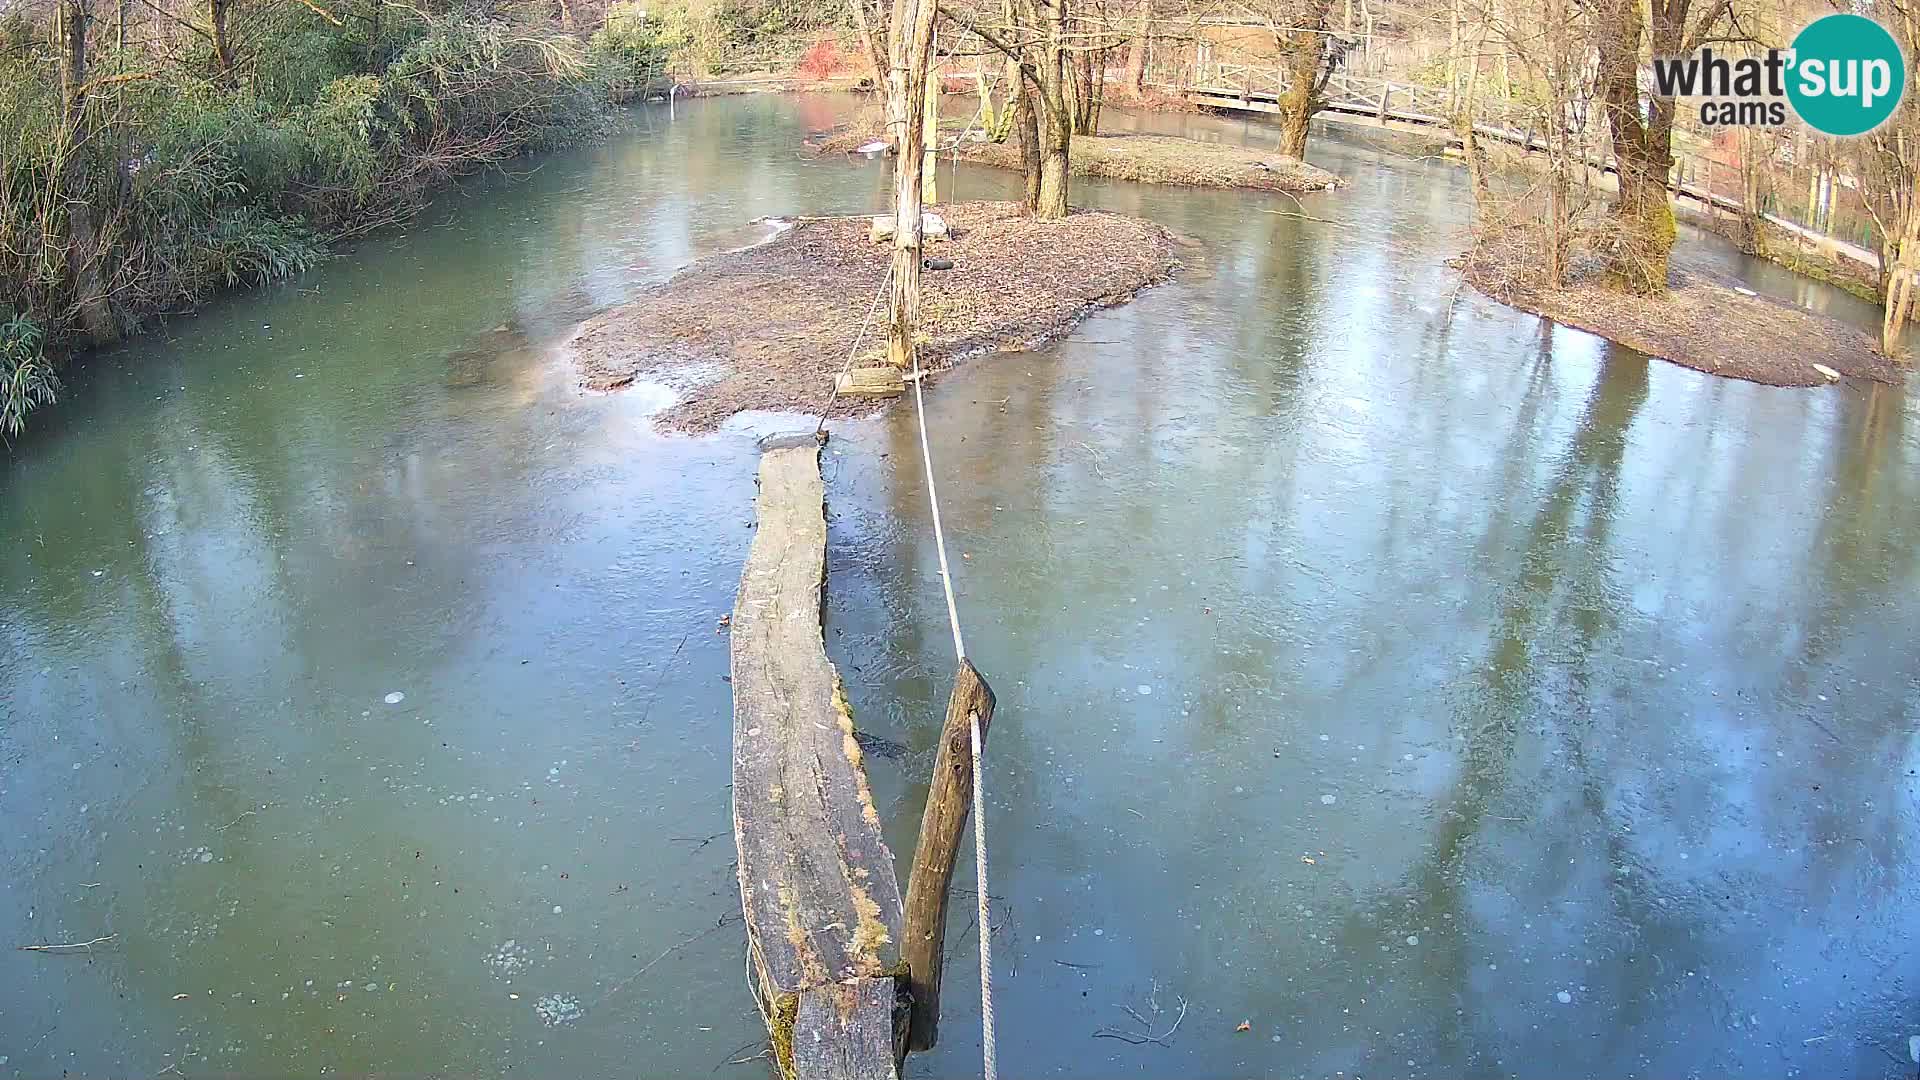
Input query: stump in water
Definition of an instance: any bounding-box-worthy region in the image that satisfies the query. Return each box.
[731,442,908,1080]
[901,659,996,1050]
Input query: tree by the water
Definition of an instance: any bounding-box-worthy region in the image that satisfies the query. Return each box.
[884,0,939,367]
[1591,0,1736,295]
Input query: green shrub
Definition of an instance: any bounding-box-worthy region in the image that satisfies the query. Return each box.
[191,208,326,287]
[0,2,617,438]
[593,2,689,82]
[0,315,57,441]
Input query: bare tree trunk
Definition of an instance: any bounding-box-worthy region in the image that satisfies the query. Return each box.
[1735,128,1768,255]
[1062,44,1081,128]
[57,0,116,345]
[849,0,888,89]
[1013,68,1042,209]
[1122,1,1148,97]
[1032,0,1072,218]
[1542,0,1570,286]
[1085,45,1106,132]
[210,0,235,77]
[1455,16,1490,208]
[556,0,574,29]
[1882,175,1919,355]
[1594,0,1673,294]
[1035,72,1071,218]
[1448,0,1460,106]
[1275,0,1332,160]
[1276,46,1319,158]
[1067,44,1103,133]
[885,0,938,368]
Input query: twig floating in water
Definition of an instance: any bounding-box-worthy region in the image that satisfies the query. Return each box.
[19,933,116,953]
[636,631,692,727]
[1078,442,1111,481]
[1256,207,1355,227]
[1093,994,1188,1047]
[1803,714,1843,743]
[595,916,735,1007]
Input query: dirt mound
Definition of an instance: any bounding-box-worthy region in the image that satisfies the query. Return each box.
[1461,222,1900,387]
[568,200,1178,431]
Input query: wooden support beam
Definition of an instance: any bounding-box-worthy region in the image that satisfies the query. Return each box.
[836,366,907,398]
[901,658,997,1052]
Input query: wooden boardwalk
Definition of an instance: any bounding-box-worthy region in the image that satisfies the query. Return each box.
[731,439,906,1080]
[1168,65,1879,270]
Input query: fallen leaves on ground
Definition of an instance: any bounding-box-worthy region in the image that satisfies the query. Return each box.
[568,202,1177,432]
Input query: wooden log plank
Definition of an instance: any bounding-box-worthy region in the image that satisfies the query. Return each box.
[793,978,909,1080]
[732,443,907,1080]
[901,658,996,1051]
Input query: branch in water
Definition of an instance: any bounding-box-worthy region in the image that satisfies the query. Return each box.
[19,933,117,953]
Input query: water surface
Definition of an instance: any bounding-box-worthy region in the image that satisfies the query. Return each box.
[3,94,1917,1079]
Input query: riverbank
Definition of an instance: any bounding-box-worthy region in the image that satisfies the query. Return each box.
[0,9,613,438]
[1461,222,1899,386]
[817,128,1341,192]
[568,200,1176,430]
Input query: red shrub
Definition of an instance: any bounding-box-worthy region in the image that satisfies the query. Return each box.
[796,38,845,81]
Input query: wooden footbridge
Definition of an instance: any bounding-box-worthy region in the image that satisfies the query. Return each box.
[1164,58,1879,271]
[730,438,908,1080]
[730,423,995,1080]
[1171,63,1754,214]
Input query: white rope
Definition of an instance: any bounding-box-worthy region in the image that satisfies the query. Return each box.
[907,340,994,1080]
[813,262,897,438]
[969,711,996,1080]
[814,102,994,1071]
[908,348,967,662]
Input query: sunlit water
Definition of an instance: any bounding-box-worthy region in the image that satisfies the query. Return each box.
[3,94,1917,1079]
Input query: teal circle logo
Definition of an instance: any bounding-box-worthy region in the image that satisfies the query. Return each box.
[1787,14,1905,136]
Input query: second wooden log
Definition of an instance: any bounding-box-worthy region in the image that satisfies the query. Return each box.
[900,657,997,1052]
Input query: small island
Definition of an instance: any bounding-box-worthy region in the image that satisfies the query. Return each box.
[1462,222,1900,387]
[569,201,1177,430]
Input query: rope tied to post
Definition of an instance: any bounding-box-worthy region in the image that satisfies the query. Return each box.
[807,120,997,1078]
[906,341,997,1080]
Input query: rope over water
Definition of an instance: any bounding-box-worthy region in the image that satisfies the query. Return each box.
[810,255,998,1078]
[907,338,996,1080]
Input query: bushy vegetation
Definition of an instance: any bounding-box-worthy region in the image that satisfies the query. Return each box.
[0,0,615,436]
[0,0,870,437]
[0,314,58,441]
[597,0,851,77]
[593,1,691,85]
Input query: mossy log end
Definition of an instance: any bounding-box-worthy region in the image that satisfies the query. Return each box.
[732,443,908,1080]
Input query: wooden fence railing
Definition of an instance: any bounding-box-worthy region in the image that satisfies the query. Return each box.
[1162,55,1881,270]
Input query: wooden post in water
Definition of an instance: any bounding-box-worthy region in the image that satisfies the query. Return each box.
[901,658,996,1051]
